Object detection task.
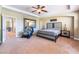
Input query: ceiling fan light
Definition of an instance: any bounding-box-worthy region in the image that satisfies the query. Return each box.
[37,9,41,12]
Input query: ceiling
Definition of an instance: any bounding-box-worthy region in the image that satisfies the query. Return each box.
[4,5,79,17]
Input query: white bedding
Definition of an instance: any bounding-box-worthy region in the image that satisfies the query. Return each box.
[41,28,61,35]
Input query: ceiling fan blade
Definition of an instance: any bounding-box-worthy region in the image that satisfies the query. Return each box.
[37,5,40,9]
[41,6,45,9]
[32,10,37,12]
[32,6,37,9]
[42,10,48,12]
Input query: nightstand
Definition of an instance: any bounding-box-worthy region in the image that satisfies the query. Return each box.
[61,30,70,38]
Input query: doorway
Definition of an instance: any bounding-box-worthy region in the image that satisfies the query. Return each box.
[6,17,16,39]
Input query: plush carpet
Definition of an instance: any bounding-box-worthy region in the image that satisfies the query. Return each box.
[0,34,79,54]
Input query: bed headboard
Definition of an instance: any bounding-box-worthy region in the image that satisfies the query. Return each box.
[47,22,62,30]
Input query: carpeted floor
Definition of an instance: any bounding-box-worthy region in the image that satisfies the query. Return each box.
[0,34,79,54]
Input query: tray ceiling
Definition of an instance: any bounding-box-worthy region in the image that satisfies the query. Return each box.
[5,5,79,17]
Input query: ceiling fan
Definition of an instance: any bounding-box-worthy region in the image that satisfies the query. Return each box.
[32,5,48,14]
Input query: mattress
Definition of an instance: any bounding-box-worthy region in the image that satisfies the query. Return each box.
[37,28,61,36]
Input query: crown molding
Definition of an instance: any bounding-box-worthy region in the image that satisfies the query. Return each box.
[2,5,39,17]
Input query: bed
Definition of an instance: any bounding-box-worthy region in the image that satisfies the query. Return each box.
[36,22,62,42]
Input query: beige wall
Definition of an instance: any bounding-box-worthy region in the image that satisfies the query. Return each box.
[2,7,39,38]
[59,12,79,38]
[39,16,73,36]
[38,12,79,39]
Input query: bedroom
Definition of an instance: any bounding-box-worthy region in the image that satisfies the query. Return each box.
[0,5,79,53]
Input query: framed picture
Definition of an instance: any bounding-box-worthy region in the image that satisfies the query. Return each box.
[50,19,57,22]
[24,18,36,28]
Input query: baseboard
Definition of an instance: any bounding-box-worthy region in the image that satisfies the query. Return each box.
[70,36,74,38]
[70,35,79,40]
[74,37,79,40]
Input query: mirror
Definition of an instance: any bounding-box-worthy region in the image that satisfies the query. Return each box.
[24,18,36,28]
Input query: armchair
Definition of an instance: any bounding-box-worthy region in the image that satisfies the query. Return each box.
[22,26,34,38]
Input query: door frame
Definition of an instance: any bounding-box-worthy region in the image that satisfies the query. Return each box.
[0,15,2,44]
[5,16,16,38]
